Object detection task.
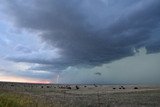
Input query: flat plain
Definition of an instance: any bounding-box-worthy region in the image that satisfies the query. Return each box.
[0,82,160,107]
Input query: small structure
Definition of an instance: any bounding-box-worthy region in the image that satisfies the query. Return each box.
[94,84,98,87]
[11,84,14,87]
[120,86,125,89]
[67,86,71,89]
[76,85,79,90]
[46,86,50,88]
[134,87,138,89]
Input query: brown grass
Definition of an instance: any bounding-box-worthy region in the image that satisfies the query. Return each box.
[0,82,160,107]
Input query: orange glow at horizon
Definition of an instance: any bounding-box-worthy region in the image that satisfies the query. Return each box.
[0,76,51,84]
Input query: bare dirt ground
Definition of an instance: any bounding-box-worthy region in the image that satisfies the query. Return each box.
[0,82,160,107]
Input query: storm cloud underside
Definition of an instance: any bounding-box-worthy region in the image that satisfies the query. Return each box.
[0,0,160,83]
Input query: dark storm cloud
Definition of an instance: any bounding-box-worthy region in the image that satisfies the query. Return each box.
[94,72,102,76]
[3,0,160,71]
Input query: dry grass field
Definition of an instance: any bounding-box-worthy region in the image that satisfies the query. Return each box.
[0,82,160,107]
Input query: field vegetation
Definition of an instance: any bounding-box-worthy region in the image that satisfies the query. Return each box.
[0,82,160,107]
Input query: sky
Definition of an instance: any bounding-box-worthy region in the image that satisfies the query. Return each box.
[0,0,160,84]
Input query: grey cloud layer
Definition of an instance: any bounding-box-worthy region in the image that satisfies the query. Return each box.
[2,0,160,71]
